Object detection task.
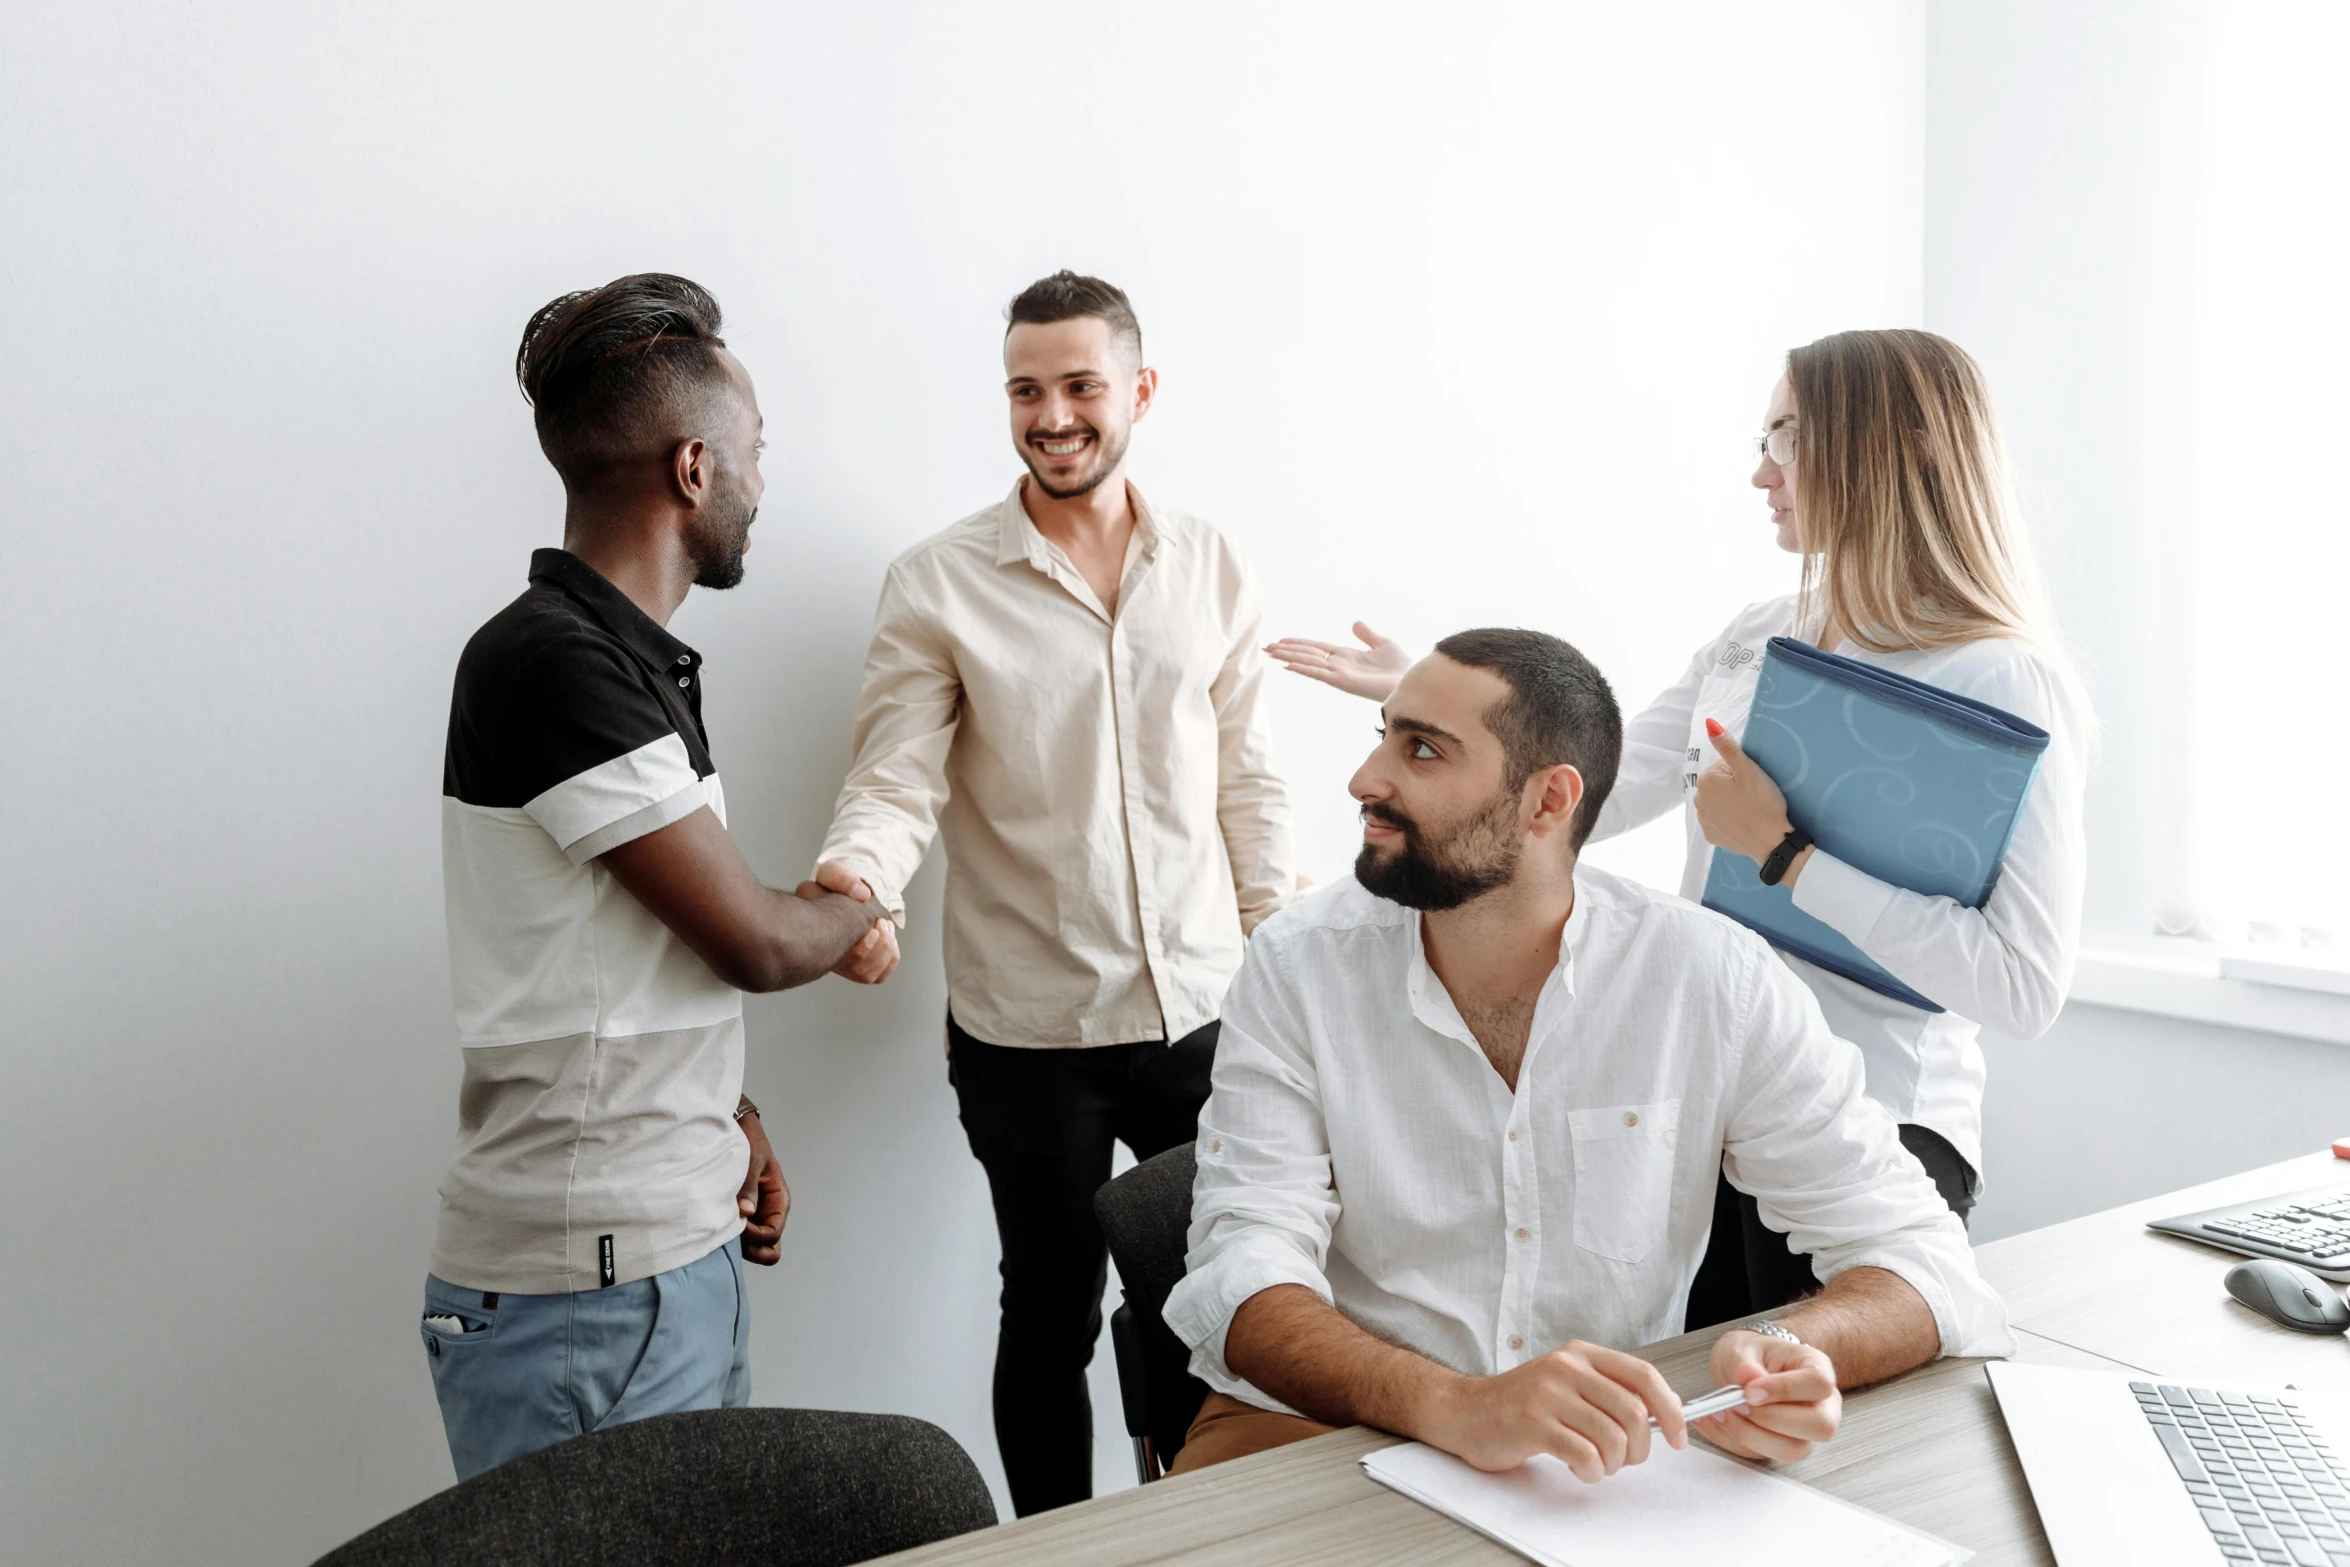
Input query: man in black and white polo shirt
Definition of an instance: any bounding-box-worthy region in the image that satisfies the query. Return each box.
[426,273,890,1480]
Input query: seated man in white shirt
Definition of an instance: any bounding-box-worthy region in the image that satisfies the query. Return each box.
[1162,628,2013,1480]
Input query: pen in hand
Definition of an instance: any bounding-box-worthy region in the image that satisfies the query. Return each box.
[1653,1384,1753,1428]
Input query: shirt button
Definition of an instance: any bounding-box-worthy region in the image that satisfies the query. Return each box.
[1210,1139,1222,1154]
[1507,1129,1519,1142]
[1508,1335,1525,1351]
[1624,1111,1640,1128]
[678,677,691,688]
[1514,1227,1530,1241]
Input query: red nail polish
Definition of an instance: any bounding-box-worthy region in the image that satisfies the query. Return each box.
[1705,718,1725,738]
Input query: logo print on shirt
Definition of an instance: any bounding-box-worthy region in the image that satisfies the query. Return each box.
[598,1235,615,1289]
[1687,643,1762,788]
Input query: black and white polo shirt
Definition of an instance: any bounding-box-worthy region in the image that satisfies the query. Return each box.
[434,548,745,1295]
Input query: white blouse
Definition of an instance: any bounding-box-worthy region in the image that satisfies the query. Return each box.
[1589,595,2088,1181]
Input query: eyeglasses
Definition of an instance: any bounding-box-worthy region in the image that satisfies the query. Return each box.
[1754,426,1797,466]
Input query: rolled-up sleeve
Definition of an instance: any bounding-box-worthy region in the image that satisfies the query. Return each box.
[1162,940,1339,1390]
[1722,942,2015,1359]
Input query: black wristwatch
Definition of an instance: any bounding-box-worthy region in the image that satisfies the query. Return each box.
[1758,828,1813,887]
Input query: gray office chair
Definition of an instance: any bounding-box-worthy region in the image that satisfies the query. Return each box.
[312,1407,997,1567]
[1094,1143,1210,1482]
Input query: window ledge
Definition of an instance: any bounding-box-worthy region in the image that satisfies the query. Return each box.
[2219,951,2350,997]
[2070,946,2350,1045]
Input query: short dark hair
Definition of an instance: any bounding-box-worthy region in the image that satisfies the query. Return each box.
[515,273,735,488]
[1004,270,1143,364]
[1432,628,1623,850]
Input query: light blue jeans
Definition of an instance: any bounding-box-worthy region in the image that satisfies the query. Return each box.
[421,1241,751,1480]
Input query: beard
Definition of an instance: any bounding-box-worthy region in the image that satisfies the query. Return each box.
[1352,792,1523,911]
[1021,420,1131,500]
[685,469,757,590]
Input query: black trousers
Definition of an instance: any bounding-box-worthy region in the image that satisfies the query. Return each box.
[1683,1123,1979,1334]
[947,1013,1220,1517]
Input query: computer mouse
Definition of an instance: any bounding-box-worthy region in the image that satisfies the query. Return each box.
[2225,1257,2350,1334]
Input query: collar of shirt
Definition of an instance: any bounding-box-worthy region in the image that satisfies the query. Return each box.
[991,478,1166,574]
[529,548,701,679]
[1402,878,1592,1069]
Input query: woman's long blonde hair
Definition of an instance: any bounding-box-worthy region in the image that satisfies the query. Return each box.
[1787,329,2052,656]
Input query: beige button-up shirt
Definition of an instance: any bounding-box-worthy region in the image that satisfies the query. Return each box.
[817,481,1294,1047]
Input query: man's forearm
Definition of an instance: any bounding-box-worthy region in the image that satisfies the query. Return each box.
[1774,1265,1941,1388]
[756,888,877,990]
[1223,1284,1458,1438]
[598,808,880,994]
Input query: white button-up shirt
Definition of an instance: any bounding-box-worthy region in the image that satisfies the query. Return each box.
[817,481,1293,1047]
[1591,594,2088,1178]
[1163,868,2013,1412]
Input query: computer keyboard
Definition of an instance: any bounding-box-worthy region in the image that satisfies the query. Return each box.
[2134,1379,2350,1564]
[2152,1189,2350,1283]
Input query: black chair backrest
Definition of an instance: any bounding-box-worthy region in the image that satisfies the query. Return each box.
[313,1407,996,1567]
[1094,1144,1208,1461]
[1095,1143,1198,1322]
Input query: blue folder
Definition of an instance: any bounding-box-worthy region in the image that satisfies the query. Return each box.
[1698,636,2050,1012]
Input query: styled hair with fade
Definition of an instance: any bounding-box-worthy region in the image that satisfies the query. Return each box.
[515,273,735,489]
[1432,627,1623,850]
[1004,270,1143,365]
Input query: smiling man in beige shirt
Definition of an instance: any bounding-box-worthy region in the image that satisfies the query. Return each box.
[812,271,1294,1513]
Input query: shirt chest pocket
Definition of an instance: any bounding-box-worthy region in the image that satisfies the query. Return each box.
[1567,1100,1682,1264]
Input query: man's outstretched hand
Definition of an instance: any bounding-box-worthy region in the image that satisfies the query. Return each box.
[737,1108,790,1266]
[802,860,901,984]
[1695,1329,1842,1461]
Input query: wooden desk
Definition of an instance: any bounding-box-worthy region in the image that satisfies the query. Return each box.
[880,1327,2119,1566]
[1978,1149,2350,1400]
[878,1153,2350,1566]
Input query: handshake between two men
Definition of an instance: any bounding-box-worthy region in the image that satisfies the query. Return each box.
[424,268,1305,1498]
[807,860,899,986]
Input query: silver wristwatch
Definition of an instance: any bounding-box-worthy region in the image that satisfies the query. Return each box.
[1741,1318,1801,1346]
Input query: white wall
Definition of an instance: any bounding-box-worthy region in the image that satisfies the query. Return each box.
[0,5,1928,1562]
[1921,0,2204,946]
[1975,1004,2350,1242]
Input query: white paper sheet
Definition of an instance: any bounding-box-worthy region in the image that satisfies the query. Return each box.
[1362,1439,1967,1567]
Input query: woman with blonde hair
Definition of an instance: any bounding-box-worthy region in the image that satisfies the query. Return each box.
[1268,329,2089,1325]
